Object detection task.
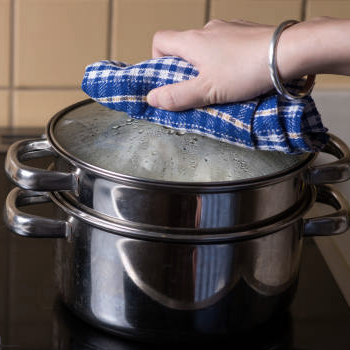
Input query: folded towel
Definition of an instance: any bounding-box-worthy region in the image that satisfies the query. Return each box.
[81,56,328,154]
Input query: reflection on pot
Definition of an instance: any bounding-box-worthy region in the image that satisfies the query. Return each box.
[242,225,303,296]
[54,220,300,338]
[118,238,241,310]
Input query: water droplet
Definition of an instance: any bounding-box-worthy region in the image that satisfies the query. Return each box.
[168,130,175,135]
[176,130,186,136]
[183,147,187,151]
[112,125,121,129]
[138,129,143,134]
[152,151,157,155]
[127,118,133,122]
[204,158,208,162]
[193,137,198,141]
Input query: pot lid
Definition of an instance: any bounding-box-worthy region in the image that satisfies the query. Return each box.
[52,101,308,183]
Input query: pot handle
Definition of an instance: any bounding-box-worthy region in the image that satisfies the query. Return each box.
[4,187,69,238]
[5,138,77,191]
[304,185,350,237]
[308,134,350,185]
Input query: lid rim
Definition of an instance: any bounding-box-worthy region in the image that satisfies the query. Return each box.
[47,99,315,190]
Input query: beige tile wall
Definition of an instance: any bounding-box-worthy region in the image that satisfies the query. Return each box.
[14,0,109,87]
[112,0,206,64]
[0,0,10,88]
[0,91,10,126]
[13,90,86,126]
[210,0,303,25]
[1,0,349,127]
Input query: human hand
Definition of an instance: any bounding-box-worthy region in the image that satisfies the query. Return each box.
[146,19,278,111]
[146,17,350,111]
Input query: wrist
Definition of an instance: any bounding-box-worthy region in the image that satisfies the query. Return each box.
[275,17,350,81]
[274,20,313,81]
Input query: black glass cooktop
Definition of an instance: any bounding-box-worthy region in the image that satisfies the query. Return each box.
[0,129,350,350]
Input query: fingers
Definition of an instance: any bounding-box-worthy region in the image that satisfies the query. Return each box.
[147,76,211,111]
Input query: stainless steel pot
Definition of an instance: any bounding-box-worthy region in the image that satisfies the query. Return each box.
[5,100,350,231]
[4,184,350,340]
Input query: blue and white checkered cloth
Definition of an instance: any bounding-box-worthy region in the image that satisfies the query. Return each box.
[81,56,328,154]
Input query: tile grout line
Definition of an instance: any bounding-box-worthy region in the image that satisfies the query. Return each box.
[107,0,113,60]
[205,0,211,23]
[8,0,16,127]
[301,0,307,21]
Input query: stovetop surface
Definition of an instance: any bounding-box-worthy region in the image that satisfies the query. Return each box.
[1,129,350,350]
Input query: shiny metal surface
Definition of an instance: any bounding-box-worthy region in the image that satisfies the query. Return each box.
[4,188,70,238]
[62,170,308,231]
[5,185,350,243]
[304,185,350,236]
[56,131,350,229]
[52,100,306,182]
[5,138,77,191]
[54,224,300,336]
[5,132,350,230]
[5,99,350,230]
[308,134,350,184]
[53,186,314,242]
[4,184,350,339]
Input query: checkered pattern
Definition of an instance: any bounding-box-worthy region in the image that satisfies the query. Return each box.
[81,56,328,154]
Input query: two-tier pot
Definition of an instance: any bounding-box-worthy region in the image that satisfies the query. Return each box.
[4,99,350,341]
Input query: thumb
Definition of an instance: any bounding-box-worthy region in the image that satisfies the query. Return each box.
[147,77,210,111]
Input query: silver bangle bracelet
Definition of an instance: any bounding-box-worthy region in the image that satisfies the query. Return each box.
[268,19,315,100]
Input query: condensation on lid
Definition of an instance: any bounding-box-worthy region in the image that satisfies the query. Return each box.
[53,102,306,182]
